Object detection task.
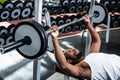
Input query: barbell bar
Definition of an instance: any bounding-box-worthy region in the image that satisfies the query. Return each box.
[46,14,98,34]
[0,3,107,59]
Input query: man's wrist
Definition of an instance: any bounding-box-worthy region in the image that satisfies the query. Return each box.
[85,22,91,25]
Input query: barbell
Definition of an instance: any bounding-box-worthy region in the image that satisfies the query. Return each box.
[0,3,108,59]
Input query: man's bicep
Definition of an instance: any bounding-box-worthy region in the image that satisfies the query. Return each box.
[89,43,101,53]
[62,64,80,77]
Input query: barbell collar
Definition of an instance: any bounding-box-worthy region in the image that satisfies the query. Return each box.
[0,36,31,54]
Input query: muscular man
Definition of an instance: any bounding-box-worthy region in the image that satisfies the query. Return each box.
[50,14,120,80]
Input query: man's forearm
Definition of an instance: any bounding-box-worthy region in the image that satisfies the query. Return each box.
[86,22,101,43]
[52,38,68,68]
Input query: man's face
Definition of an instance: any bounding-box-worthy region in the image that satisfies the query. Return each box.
[64,48,83,64]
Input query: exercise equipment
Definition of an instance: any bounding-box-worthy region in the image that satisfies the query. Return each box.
[0,37,5,47]
[0,8,10,21]
[3,1,13,9]
[0,26,8,37]
[0,2,3,9]
[0,4,107,59]
[7,24,16,35]
[10,7,21,20]
[13,0,24,8]
[21,7,31,19]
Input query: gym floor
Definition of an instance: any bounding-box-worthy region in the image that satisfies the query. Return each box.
[0,27,120,80]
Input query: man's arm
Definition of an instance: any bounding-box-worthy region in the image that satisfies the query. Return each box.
[50,26,87,78]
[84,15,101,53]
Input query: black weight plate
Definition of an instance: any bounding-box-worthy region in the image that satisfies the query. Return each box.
[50,16,57,26]
[0,8,10,21]
[10,7,21,20]
[7,24,16,35]
[3,1,13,9]
[13,20,48,59]
[0,26,8,37]
[21,7,31,19]
[76,3,83,12]
[14,0,24,8]
[0,37,5,47]
[0,2,3,9]
[24,0,33,8]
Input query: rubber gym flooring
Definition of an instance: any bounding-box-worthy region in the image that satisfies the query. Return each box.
[0,27,120,80]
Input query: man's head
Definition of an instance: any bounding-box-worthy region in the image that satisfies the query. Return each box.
[63,48,84,64]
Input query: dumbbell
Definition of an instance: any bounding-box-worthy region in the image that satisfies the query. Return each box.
[13,0,24,8]
[10,7,21,20]
[50,16,57,26]
[0,8,10,21]
[0,26,8,38]
[3,0,13,9]
[24,0,34,8]
[76,3,83,12]
[56,16,65,33]
[20,7,31,19]
[60,0,69,6]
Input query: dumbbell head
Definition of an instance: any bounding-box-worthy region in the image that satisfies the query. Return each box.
[7,24,16,35]
[24,0,33,8]
[13,0,24,8]
[10,7,21,20]
[0,26,8,38]
[76,3,83,12]
[60,0,69,6]
[0,8,10,21]
[0,2,3,9]
[56,16,65,33]
[63,15,71,23]
[0,37,5,47]
[3,1,13,9]
[21,7,31,19]
[50,16,57,26]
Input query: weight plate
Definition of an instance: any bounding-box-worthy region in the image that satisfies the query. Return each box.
[0,2,3,9]
[7,24,16,35]
[82,2,90,13]
[60,0,69,6]
[21,7,31,18]
[72,25,79,32]
[0,9,10,21]
[6,36,14,44]
[14,1,24,8]
[92,3,108,24]
[76,0,82,3]
[24,1,33,8]
[42,6,48,16]
[0,37,5,47]
[79,24,86,30]
[69,5,76,13]
[50,17,57,26]
[76,4,82,12]
[0,26,8,37]
[63,15,71,23]
[64,26,72,33]
[14,20,48,59]
[11,7,21,20]
[3,1,13,9]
